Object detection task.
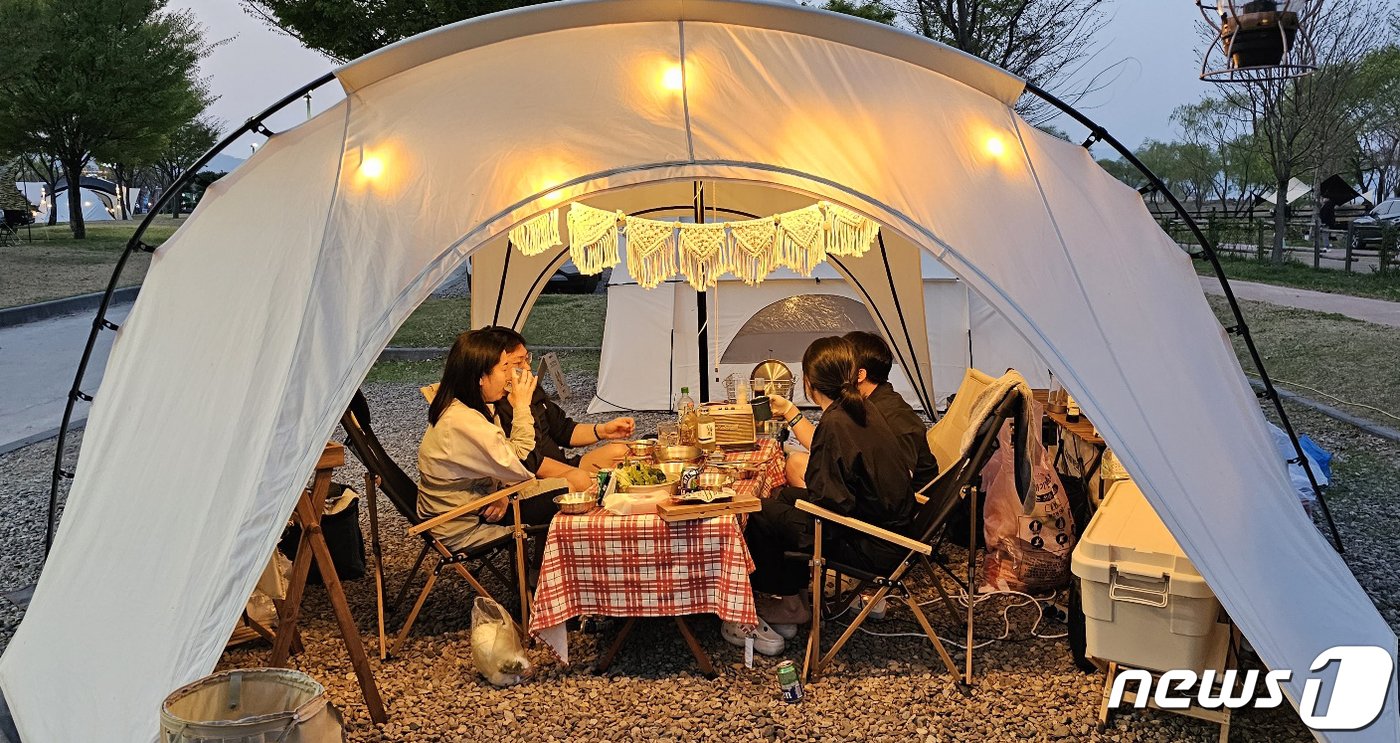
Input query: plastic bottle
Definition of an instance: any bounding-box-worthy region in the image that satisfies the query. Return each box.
[696,406,717,453]
[678,387,698,446]
[1065,394,1081,423]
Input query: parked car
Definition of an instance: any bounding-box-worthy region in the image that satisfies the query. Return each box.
[1349,198,1400,250]
[544,259,603,294]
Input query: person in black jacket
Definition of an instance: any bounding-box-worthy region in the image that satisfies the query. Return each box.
[843,331,939,491]
[491,334,634,492]
[738,336,917,648]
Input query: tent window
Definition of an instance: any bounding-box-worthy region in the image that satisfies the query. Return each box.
[720,294,879,364]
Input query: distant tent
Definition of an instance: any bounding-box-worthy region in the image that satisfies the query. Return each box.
[1318,174,1360,205]
[1259,177,1312,205]
[0,169,34,213]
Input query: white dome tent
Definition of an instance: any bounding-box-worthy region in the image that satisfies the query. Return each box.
[2,1,1389,740]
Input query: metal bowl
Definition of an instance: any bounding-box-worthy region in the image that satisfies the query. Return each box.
[626,438,657,458]
[553,492,596,515]
[709,461,759,480]
[657,461,688,481]
[656,445,703,463]
[696,471,733,490]
[618,474,681,496]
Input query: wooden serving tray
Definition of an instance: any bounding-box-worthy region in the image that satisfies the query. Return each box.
[657,492,762,522]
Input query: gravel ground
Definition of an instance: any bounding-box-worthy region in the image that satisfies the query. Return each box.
[2,379,1395,741]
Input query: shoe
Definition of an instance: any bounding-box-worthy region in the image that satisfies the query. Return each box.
[722,619,786,656]
[769,622,798,639]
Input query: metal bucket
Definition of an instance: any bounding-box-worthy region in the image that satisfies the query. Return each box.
[159,668,343,743]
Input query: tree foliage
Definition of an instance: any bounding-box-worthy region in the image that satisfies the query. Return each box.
[0,0,212,237]
[820,1,898,25]
[242,0,551,62]
[152,117,222,219]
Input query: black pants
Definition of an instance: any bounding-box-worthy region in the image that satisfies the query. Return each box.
[497,487,563,527]
[745,490,905,596]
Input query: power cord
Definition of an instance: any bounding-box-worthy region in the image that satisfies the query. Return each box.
[1244,370,1400,423]
[827,587,1069,651]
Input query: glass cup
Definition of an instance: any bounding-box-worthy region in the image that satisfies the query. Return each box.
[658,422,682,448]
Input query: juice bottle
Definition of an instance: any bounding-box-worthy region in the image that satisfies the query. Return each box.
[696,406,717,453]
[678,387,698,446]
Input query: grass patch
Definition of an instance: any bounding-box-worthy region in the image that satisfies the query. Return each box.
[366,349,600,384]
[1208,295,1400,424]
[1195,254,1400,302]
[389,294,607,348]
[0,216,185,307]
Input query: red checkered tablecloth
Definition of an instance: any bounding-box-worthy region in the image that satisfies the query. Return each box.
[528,438,786,662]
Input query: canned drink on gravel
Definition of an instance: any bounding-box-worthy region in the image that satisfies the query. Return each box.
[776,660,803,703]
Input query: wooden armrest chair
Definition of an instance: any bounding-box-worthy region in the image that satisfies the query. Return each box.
[340,390,555,659]
[796,386,1021,686]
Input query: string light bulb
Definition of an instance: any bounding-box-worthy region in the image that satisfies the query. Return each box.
[359,155,384,179]
[985,135,1006,157]
[662,64,684,91]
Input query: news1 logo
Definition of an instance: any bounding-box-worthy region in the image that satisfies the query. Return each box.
[1108,646,1395,731]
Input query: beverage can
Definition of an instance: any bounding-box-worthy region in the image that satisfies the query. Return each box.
[776,660,803,703]
[595,469,612,504]
[679,466,702,493]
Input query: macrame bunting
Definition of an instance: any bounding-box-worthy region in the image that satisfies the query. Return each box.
[773,204,826,275]
[508,208,561,256]
[677,222,729,291]
[567,203,621,275]
[624,217,678,289]
[725,217,778,285]
[822,202,879,258]
[527,200,879,289]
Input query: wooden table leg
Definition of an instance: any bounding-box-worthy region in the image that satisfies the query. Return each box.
[365,473,387,661]
[673,617,717,678]
[270,482,323,667]
[511,495,530,636]
[295,488,387,724]
[594,618,639,673]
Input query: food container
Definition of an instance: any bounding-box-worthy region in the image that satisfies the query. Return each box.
[626,438,657,459]
[553,492,596,515]
[656,445,702,463]
[696,471,733,490]
[1072,479,1230,674]
[618,475,681,496]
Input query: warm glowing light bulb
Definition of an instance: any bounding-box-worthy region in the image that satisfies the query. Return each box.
[662,64,684,91]
[359,156,384,179]
[985,136,1005,157]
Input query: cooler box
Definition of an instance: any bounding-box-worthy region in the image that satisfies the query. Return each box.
[1072,480,1230,673]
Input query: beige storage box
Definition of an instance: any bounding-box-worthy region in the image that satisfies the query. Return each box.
[1072,480,1230,673]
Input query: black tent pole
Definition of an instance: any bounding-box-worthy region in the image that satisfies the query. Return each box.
[1023,82,1343,553]
[42,72,339,559]
[694,181,710,402]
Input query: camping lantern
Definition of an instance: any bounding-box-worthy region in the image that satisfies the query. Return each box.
[1199,0,1319,83]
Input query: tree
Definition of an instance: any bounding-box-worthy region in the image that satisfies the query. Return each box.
[823,0,1117,123]
[1222,1,1390,263]
[1354,46,1400,201]
[151,118,221,219]
[0,0,212,238]
[820,1,898,25]
[242,0,551,62]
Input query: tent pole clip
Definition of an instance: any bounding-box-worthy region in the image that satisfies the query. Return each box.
[1081,129,1106,148]
[1137,184,1159,196]
[58,469,74,480]
[72,390,93,403]
[99,318,120,332]
[1224,325,1241,335]
[250,121,274,137]
[135,240,156,254]
[1255,388,1276,400]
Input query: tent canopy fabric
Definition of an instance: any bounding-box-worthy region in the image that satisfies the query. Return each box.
[2,2,1393,741]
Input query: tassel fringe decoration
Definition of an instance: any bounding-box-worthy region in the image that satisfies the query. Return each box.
[725,217,778,285]
[624,217,678,289]
[567,203,621,275]
[822,201,879,258]
[677,223,729,291]
[509,208,561,256]
[774,204,826,275]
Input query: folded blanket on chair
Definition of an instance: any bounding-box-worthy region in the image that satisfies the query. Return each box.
[958,370,1035,513]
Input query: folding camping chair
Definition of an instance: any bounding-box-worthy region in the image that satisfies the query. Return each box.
[340,390,551,659]
[795,384,1021,685]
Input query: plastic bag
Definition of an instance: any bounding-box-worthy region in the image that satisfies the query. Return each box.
[471,597,530,686]
[980,404,1075,593]
[1267,422,1329,508]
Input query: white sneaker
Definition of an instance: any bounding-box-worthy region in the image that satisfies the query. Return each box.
[722,619,786,656]
[769,622,798,639]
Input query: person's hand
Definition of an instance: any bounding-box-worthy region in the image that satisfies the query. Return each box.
[564,467,594,492]
[480,498,509,523]
[768,395,794,419]
[599,417,635,440]
[507,367,538,411]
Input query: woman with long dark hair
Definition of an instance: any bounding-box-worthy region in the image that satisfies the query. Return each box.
[418,327,559,551]
[732,336,917,654]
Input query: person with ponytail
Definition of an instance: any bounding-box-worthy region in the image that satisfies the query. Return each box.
[734,336,917,652]
[418,327,563,552]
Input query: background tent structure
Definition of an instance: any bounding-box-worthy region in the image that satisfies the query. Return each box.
[2,1,1392,740]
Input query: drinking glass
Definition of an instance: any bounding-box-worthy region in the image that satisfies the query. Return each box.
[658,422,681,448]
